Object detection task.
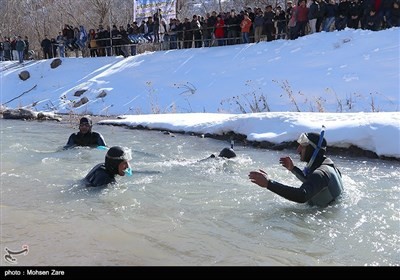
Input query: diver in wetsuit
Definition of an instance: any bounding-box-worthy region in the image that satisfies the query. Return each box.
[64,117,106,149]
[205,140,237,160]
[84,146,132,187]
[248,129,344,207]
[198,147,237,163]
[209,147,237,159]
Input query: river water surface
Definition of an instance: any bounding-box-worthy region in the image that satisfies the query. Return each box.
[1,119,399,266]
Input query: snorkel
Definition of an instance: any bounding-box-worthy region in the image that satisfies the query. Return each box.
[302,125,325,176]
[124,163,133,176]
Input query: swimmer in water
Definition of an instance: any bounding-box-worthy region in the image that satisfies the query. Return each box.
[198,147,237,162]
[209,147,237,159]
[64,116,106,149]
[84,146,132,187]
[248,129,344,207]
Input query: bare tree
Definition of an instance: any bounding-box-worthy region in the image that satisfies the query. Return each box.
[0,0,285,57]
[22,0,48,48]
[89,0,112,25]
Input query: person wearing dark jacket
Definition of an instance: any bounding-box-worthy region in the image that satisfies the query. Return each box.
[41,35,52,59]
[390,1,400,27]
[84,146,132,187]
[365,9,381,30]
[64,117,106,149]
[15,36,26,63]
[248,129,344,207]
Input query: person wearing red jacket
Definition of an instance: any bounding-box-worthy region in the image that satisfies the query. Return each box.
[240,12,252,43]
[214,15,225,46]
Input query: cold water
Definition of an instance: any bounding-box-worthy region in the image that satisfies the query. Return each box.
[1,119,399,266]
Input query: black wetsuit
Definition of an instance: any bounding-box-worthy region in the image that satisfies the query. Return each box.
[267,157,344,207]
[65,131,106,149]
[84,163,116,187]
[83,146,126,187]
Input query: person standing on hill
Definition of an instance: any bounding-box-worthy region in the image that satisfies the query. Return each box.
[15,36,26,63]
[240,12,252,44]
[23,36,30,60]
[64,117,106,149]
[249,129,344,207]
[41,35,52,59]
[214,15,225,46]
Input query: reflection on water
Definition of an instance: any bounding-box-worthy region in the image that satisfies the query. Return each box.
[1,119,399,266]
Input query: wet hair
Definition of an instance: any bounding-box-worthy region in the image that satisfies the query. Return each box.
[105,146,126,175]
[218,148,236,159]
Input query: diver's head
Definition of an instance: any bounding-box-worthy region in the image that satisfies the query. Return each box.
[218,147,236,159]
[79,116,92,134]
[297,132,327,162]
[105,146,132,176]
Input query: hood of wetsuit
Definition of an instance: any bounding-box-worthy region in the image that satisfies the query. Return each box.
[218,147,236,159]
[299,132,327,162]
[105,146,126,175]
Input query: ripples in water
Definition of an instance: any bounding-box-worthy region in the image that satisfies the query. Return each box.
[1,119,399,266]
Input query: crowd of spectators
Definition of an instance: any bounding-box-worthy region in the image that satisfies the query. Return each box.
[1,0,399,61]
